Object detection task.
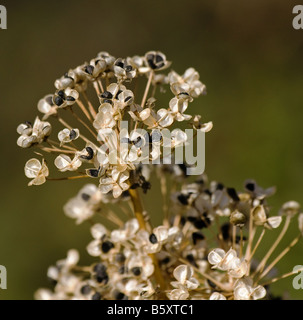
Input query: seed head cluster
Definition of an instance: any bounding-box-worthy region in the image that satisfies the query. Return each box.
[17,51,303,300]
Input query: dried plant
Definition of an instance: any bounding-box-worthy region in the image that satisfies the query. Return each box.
[17,51,303,300]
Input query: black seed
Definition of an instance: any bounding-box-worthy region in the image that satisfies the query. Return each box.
[66,96,76,102]
[204,189,212,196]
[115,253,126,263]
[193,218,208,229]
[130,183,139,189]
[58,90,66,98]
[95,263,109,283]
[125,65,133,72]
[147,59,157,69]
[131,267,142,276]
[221,223,230,241]
[87,169,99,178]
[93,263,107,273]
[227,188,240,202]
[146,53,157,69]
[114,291,125,300]
[178,164,187,176]
[180,216,186,226]
[236,235,247,244]
[207,279,217,289]
[246,182,255,192]
[115,61,124,68]
[101,241,114,253]
[124,95,132,103]
[133,136,143,148]
[81,193,91,201]
[216,183,224,190]
[118,266,126,274]
[85,65,94,75]
[69,129,77,140]
[80,285,92,295]
[142,181,151,193]
[101,91,113,99]
[24,121,32,127]
[155,54,164,63]
[91,292,101,300]
[54,96,64,106]
[186,254,198,267]
[121,190,130,198]
[115,90,123,99]
[187,216,197,223]
[178,91,190,96]
[177,194,189,205]
[80,147,94,160]
[96,274,108,284]
[103,99,113,104]
[192,232,205,245]
[161,257,170,265]
[149,233,158,244]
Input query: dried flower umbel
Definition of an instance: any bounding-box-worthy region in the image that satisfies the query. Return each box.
[18,51,303,300]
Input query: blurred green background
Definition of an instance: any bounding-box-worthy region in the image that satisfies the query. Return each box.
[1,0,303,299]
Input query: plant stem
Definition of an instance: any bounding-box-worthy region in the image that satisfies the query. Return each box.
[248,228,266,263]
[128,188,149,231]
[253,215,291,277]
[257,234,301,282]
[128,188,166,291]
[141,71,153,108]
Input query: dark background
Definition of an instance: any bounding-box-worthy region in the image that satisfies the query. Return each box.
[0,0,303,299]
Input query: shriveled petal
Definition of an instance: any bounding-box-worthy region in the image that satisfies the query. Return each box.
[54,154,72,170]
[167,288,189,300]
[185,277,199,290]
[66,249,80,266]
[24,158,42,178]
[251,285,266,300]
[173,264,193,283]
[199,121,213,132]
[234,285,250,300]
[86,239,101,257]
[228,259,248,278]
[154,226,169,243]
[91,223,107,239]
[37,95,53,113]
[280,201,300,217]
[209,292,227,300]
[35,289,54,300]
[157,109,174,127]
[221,248,238,270]
[252,205,267,225]
[208,248,226,266]
[266,216,282,229]
[112,185,123,198]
